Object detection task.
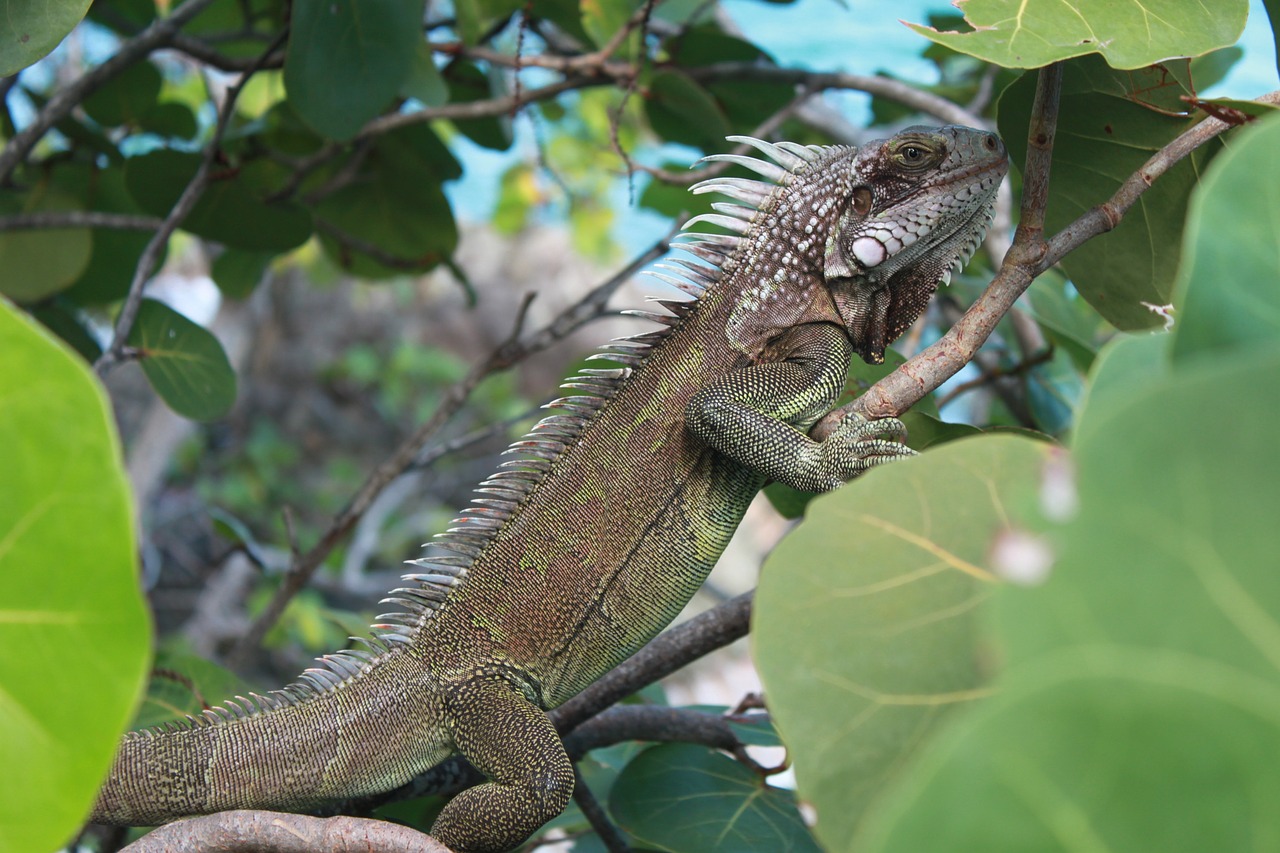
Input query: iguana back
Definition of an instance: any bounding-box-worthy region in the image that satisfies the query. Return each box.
[92,127,1008,852]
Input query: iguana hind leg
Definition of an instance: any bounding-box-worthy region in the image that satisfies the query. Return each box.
[686,321,915,492]
[431,676,573,853]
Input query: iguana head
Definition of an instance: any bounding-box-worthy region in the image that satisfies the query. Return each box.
[683,126,1007,364]
[824,125,1009,363]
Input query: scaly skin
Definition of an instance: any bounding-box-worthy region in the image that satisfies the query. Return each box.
[92,126,1008,852]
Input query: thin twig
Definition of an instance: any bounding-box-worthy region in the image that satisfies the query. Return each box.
[93,29,288,375]
[314,220,444,271]
[0,211,163,231]
[0,0,220,183]
[571,765,632,853]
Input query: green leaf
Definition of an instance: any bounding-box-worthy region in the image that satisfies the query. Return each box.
[0,0,93,76]
[998,59,1221,330]
[60,165,161,306]
[126,299,237,421]
[0,301,149,852]
[443,61,514,151]
[1172,113,1280,364]
[1021,271,1110,372]
[1266,0,1280,78]
[212,249,275,299]
[134,647,256,730]
[31,299,102,362]
[138,101,199,140]
[284,0,423,140]
[858,348,1280,853]
[454,0,522,45]
[644,70,731,150]
[582,0,640,52]
[0,184,92,302]
[755,434,1052,852]
[125,149,313,251]
[314,127,459,277]
[401,41,449,106]
[81,60,162,127]
[610,743,820,852]
[906,0,1248,70]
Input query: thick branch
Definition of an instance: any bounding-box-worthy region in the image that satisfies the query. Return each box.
[553,591,754,734]
[119,811,448,853]
[564,705,742,760]
[818,83,1280,432]
[0,0,219,183]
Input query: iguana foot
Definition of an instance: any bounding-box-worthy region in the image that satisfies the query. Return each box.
[819,413,916,487]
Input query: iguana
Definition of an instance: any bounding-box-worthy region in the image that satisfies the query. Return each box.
[92,125,1008,852]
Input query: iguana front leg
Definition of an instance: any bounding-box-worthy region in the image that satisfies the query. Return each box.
[686,322,915,492]
[431,676,574,853]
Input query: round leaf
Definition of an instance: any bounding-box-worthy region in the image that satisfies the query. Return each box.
[126,299,237,421]
[998,60,1222,330]
[860,348,1280,853]
[0,0,93,76]
[0,185,92,302]
[0,301,149,852]
[124,149,312,251]
[610,743,819,852]
[284,0,422,140]
[906,0,1247,70]
[755,434,1053,852]
[1173,113,1280,363]
[81,60,162,128]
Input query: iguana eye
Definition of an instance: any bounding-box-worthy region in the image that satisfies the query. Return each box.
[894,141,937,170]
[851,187,873,216]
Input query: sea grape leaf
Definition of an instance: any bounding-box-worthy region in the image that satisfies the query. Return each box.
[755,434,1052,852]
[857,346,1280,853]
[610,743,819,852]
[0,302,149,852]
[284,0,422,140]
[124,149,312,251]
[1172,113,1280,363]
[906,0,1248,70]
[998,58,1221,330]
[0,184,92,303]
[81,60,162,128]
[60,164,161,305]
[0,0,93,76]
[644,70,732,150]
[126,299,237,421]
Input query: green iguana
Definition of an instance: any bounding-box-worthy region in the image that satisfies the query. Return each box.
[92,125,1008,852]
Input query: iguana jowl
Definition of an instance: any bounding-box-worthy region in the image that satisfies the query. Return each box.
[92,126,1008,852]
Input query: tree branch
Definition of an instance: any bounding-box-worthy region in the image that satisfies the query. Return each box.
[563,705,745,760]
[119,811,449,853]
[817,81,1280,433]
[553,591,754,735]
[0,211,162,232]
[93,29,287,375]
[0,0,220,184]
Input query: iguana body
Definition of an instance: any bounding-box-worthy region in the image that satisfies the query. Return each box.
[93,126,1007,851]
